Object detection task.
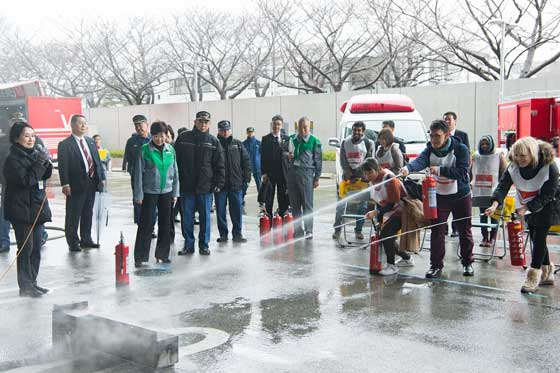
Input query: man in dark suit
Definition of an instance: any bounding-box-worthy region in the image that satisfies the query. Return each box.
[443,111,470,237]
[444,111,470,150]
[260,114,290,218]
[58,114,106,251]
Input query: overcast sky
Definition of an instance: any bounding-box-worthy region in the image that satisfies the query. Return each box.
[1,0,255,31]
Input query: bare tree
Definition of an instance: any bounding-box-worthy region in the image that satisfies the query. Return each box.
[398,0,560,81]
[75,18,170,105]
[365,0,457,88]
[261,0,389,93]
[170,10,259,100]
[3,33,108,107]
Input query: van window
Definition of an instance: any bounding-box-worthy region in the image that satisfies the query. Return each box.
[344,120,427,144]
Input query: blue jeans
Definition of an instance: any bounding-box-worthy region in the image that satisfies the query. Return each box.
[181,192,212,250]
[214,190,243,238]
[333,199,367,233]
[0,187,10,248]
[243,171,262,201]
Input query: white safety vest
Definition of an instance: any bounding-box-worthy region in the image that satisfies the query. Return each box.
[429,151,458,195]
[343,136,368,170]
[471,153,500,197]
[509,164,550,208]
[370,170,404,221]
[375,143,399,170]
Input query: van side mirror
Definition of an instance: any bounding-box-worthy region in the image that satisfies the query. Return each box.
[328,137,340,148]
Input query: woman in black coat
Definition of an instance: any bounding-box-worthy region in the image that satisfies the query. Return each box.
[3,122,53,297]
[485,137,558,294]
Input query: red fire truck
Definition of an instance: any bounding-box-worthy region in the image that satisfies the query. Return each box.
[0,80,82,161]
[498,96,560,152]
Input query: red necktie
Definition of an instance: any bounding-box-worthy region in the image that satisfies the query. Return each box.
[80,139,94,178]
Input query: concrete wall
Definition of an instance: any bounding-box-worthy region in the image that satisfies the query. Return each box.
[85,76,560,151]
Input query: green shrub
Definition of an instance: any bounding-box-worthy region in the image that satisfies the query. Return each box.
[110,149,124,158]
[322,150,337,161]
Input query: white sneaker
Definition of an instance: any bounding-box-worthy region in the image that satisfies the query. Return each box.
[379,264,398,276]
[396,257,415,267]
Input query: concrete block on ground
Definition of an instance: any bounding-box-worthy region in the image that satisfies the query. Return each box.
[52,301,178,369]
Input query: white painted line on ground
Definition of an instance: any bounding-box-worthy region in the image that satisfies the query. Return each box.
[340,263,547,298]
[161,327,230,356]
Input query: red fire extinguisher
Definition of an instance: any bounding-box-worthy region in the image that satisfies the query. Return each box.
[272,211,284,245]
[283,211,294,241]
[115,232,129,286]
[507,213,526,267]
[369,223,383,274]
[259,210,271,245]
[422,175,438,220]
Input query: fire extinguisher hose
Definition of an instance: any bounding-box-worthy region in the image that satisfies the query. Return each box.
[353,215,488,250]
[0,194,48,284]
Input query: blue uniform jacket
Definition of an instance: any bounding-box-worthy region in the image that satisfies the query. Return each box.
[242,137,261,174]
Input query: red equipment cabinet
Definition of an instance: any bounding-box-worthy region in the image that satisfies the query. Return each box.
[498,97,560,152]
[0,81,81,161]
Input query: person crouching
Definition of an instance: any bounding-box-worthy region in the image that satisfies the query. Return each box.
[362,158,414,275]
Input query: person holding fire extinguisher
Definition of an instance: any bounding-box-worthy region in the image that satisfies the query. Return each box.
[362,158,415,275]
[485,137,558,293]
[470,135,507,248]
[400,119,474,278]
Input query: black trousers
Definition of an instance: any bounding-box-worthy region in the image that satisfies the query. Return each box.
[528,224,551,269]
[134,192,173,262]
[263,176,289,218]
[65,182,96,247]
[13,223,43,290]
[380,215,411,265]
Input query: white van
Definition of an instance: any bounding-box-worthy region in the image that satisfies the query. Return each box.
[328,94,428,183]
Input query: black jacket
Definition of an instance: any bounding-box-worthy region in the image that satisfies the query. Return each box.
[260,133,290,182]
[492,160,559,227]
[0,134,45,185]
[453,129,470,150]
[219,136,251,192]
[57,135,106,192]
[3,144,52,224]
[174,127,225,194]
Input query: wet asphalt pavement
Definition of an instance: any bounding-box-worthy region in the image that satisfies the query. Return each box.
[1,171,560,372]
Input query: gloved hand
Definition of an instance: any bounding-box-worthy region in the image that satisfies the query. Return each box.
[213,187,221,193]
[35,145,50,163]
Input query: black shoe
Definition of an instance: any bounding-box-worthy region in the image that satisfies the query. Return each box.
[178,248,195,255]
[217,237,228,243]
[463,265,474,276]
[151,232,157,239]
[305,232,313,240]
[232,236,247,243]
[19,287,44,298]
[450,231,459,238]
[425,267,442,279]
[0,245,9,253]
[34,285,51,294]
[80,241,100,249]
[69,245,81,252]
[157,258,171,264]
[199,247,211,255]
[135,261,143,268]
[332,231,340,240]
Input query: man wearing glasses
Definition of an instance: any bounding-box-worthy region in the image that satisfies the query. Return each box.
[400,119,474,279]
